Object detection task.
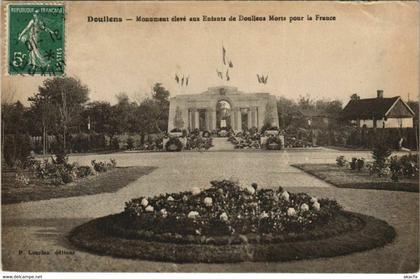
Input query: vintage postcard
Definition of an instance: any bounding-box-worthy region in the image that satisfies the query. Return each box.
[1,0,419,276]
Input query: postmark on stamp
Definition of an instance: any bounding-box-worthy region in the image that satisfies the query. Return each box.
[8,4,65,76]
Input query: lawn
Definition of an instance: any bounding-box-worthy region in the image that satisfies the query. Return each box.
[293,164,419,192]
[1,166,156,204]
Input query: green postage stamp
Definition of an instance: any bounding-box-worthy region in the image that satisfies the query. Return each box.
[8,4,65,75]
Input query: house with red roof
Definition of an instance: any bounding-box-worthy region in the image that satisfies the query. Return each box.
[341,90,415,128]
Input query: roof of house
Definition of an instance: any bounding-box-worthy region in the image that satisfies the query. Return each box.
[341,96,414,119]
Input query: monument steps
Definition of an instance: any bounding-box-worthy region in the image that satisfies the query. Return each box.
[211,137,236,151]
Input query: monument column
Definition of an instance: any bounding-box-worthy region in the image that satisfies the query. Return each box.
[207,108,213,131]
[205,109,210,131]
[232,108,237,130]
[236,108,242,131]
[233,107,239,131]
[251,107,257,128]
[194,109,200,130]
[212,108,217,130]
[188,109,192,130]
[247,108,252,129]
[255,107,260,129]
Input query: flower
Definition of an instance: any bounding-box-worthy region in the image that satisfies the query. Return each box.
[245,186,256,195]
[313,202,321,211]
[220,212,228,222]
[260,211,269,219]
[167,196,175,201]
[287,207,296,216]
[281,191,290,201]
[145,205,154,212]
[300,203,309,212]
[191,187,201,196]
[203,197,213,207]
[310,197,318,203]
[187,211,200,219]
[141,198,149,207]
[160,208,168,218]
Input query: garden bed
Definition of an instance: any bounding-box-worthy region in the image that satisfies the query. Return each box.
[1,166,156,204]
[69,180,395,263]
[69,212,395,263]
[293,164,419,192]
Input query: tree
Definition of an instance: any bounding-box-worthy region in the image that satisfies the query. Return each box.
[151,83,170,132]
[135,83,170,135]
[1,101,32,166]
[1,84,17,158]
[298,94,315,110]
[323,100,343,115]
[82,101,113,134]
[29,77,89,155]
[277,97,301,129]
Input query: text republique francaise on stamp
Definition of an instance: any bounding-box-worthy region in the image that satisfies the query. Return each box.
[8,4,65,76]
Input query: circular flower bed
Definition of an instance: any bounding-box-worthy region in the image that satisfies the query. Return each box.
[69,180,396,262]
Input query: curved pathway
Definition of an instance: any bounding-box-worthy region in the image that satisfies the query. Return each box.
[2,149,418,272]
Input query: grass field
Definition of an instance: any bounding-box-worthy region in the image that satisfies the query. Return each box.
[293,164,419,192]
[1,166,156,204]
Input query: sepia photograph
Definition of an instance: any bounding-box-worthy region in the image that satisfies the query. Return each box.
[1,0,419,276]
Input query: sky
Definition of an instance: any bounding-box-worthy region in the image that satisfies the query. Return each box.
[2,1,419,105]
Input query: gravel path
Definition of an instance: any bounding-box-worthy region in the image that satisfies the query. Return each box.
[2,149,418,272]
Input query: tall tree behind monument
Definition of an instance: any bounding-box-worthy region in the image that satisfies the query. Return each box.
[29,77,89,158]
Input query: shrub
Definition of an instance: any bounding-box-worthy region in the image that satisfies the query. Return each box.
[349,158,365,171]
[76,166,95,178]
[71,133,90,153]
[91,159,117,173]
[32,159,77,185]
[336,156,347,167]
[399,154,419,178]
[356,158,365,171]
[15,171,30,185]
[3,133,32,167]
[202,131,211,138]
[126,137,134,150]
[389,156,402,182]
[90,133,107,150]
[389,154,418,182]
[372,143,392,170]
[110,137,120,150]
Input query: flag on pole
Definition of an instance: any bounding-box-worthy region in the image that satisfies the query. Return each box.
[222,46,226,65]
[186,77,189,86]
[226,69,230,81]
[181,76,184,86]
[175,74,179,84]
